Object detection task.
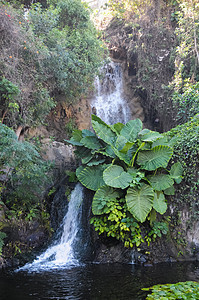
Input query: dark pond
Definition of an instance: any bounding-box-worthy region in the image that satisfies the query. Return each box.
[0,261,199,300]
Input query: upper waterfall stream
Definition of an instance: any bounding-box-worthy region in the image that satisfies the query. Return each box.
[91,61,131,124]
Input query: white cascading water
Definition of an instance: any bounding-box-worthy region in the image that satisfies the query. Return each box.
[91,61,131,124]
[19,183,84,271]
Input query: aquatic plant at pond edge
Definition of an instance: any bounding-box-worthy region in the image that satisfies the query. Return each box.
[143,281,199,299]
[65,116,182,247]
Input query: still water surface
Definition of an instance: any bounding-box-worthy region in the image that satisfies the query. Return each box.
[0,262,199,300]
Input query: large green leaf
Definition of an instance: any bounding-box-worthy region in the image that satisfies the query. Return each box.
[75,146,93,164]
[92,186,120,215]
[152,135,177,148]
[120,142,136,154]
[105,145,116,158]
[140,131,162,142]
[77,165,107,191]
[94,145,116,158]
[125,184,154,223]
[82,129,96,137]
[127,167,138,176]
[75,146,94,164]
[138,129,151,136]
[71,129,82,142]
[81,136,102,150]
[137,145,173,171]
[120,119,143,142]
[82,154,94,164]
[152,137,169,148]
[87,158,106,166]
[103,165,132,189]
[148,174,174,191]
[92,120,116,146]
[113,148,131,165]
[91,114,108,126]
[170,162,183,183]
[153,192,167,214]
[111,123,124,135]
[65,129,83,146]
[164,185,175,195]
[76,165,84,177]
[115,135,128,150]
[127,144,138,158]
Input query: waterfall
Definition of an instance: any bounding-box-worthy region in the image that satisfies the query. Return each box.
[91,61,131,124]
[19,61,133,272]
[19,183,84,271]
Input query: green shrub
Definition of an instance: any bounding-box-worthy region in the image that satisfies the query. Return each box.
[172,82,199,124]
[0,77,20,123]
[66,116,182,247]
[0,124,52,210]
[29,0,104,100]
[0,5,55,127]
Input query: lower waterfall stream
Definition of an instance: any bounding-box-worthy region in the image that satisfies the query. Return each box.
[19,183,84,272]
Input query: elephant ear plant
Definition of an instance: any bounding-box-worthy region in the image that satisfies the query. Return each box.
[65,115,183,248]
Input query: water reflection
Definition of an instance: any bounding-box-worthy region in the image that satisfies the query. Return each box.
[0,262,199,300]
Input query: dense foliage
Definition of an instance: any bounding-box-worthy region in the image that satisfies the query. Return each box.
[0,0,104,129]
[0,4,55,128]
[0,124,52,211]
[172,82,199,124]
[66,115,182,247]
[143,281,199,299]
[173,0,199,88]
[166,115,199,227]
[170,0,199,126]
[0,123,53,257]
[29,0,104,99]
[107,0,151,19]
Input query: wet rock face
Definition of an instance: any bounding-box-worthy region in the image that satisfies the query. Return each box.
[42,140,77,172]
[0,219,49,269]
[121,61,145,124]
[50,184,69,232]
[27,125,77,179]
[94,242,132,264]
[45,97,92,142]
